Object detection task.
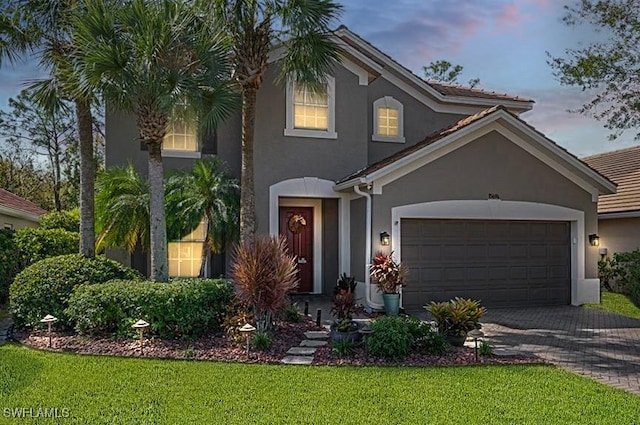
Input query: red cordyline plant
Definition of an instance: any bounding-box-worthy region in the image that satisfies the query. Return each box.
[231,235,300,331]
[369,252,407,294]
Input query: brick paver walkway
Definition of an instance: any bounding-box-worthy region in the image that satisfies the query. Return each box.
[482,306,640,395]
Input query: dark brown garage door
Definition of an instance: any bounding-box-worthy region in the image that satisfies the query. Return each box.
[400,219,571,309]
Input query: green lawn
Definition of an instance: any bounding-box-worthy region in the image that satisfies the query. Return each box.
[585,291,640,320]
[0,345,638,424]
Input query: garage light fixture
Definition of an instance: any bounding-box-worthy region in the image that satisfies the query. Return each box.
[589,234,600,247]
[380,231,390,246]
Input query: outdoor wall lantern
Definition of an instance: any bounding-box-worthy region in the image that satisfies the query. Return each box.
[132,319,150,356]
[380,231,390,246]
[589,234,600,247]
[40,314,58,348]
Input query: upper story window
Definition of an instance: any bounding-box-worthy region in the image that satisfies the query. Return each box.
[285,77,337,139]
[162,107,201,158]
[372,96,405,143]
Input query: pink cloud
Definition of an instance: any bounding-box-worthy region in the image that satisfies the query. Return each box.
[496,3,527,26]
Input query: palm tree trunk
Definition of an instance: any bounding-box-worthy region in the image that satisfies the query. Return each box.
[148,142,168,281]
[76,99,95,257]
[240,87,257,245]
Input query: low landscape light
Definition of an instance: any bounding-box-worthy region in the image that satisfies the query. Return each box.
[468,329,484,363]
[132,320,150,356]
[239,323,256,359]
[40,314,58,348]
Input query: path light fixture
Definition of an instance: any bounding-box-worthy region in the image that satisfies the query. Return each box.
[358,323,374,356]
[380,231,390,246]
[239,323,256,359]
[40,314,58,348]
[132,320,150,356]
[589,234,600,247]
[468,329,484,363]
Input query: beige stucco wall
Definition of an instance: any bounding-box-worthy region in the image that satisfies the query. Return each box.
[370,130,600,279]
[599,217,640,255]
[0,212,39,230]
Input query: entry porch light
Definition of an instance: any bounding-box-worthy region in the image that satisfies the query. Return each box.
[380,231,390,246]
[589,234,600,247]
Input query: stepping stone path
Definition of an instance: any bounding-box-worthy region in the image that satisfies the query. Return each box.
[281,330,330,365]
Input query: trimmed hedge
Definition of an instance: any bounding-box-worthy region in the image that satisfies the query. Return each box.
[15,228,79,266]
[0,228,18,303]
[39,209,80,232]
[10,254,142,328]
[66,278,233,339]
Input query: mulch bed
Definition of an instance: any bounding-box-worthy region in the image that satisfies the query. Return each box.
[15,317,540,366]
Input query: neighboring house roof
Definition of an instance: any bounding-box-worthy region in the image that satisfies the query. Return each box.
[0,189,47,221]
[333,26,533,111]
[583,146,640,215]
[335,105,616,198]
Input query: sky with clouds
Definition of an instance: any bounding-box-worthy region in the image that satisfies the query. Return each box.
[0,0,635,157]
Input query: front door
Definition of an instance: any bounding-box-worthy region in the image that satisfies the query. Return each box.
[279,206,314,292]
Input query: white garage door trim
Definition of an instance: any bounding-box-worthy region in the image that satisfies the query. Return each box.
[391,200,597,306]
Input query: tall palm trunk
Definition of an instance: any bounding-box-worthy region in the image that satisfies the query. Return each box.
[148,142,169,281]
[240,87,257,244]
[76,99,95,257]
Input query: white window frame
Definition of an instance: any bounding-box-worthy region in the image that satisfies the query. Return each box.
[372,96,405,143]
[284,77,337,139]
[161,110,202,158]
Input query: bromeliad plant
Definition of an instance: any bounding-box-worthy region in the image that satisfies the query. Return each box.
[426,297,487,337]
[331,273,362,332]
[369,252,407,294]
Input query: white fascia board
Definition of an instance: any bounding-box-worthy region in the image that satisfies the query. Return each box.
[0,205,42,223]
[497,112,617,194]
[334,28,534,112]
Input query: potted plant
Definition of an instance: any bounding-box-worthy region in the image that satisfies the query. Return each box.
[425,297,487,347]
[329,273,363,343]
[369,252,407,316]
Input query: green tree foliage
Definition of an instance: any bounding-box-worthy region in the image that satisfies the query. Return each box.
[95,164,150,254]
[74,0,237,281]
[0,89,79,210]
[423,59,480,88]
[14,228,79,266]
[166,158,239,276]
[548,0,640,140]
[210,0,343,243]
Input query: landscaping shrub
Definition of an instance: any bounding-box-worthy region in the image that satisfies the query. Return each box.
[66,278,233,339]
[332,339,354,358]
[366,316,413,359]
[426,297,486,337]
[405,316,449,355]
[279,299,303,323]
[231,236,299,331]
[604,251,640,306]
[39,209,80,232]
[14,227,79,266]
[251,331,272,351]
[10,254,141,328]
[0,228,18,303]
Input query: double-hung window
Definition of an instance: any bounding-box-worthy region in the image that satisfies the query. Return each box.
[285,77,337,139]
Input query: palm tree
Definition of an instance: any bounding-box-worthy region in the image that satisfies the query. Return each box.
[95,164,150,254]
[0,0,97,258]
[211,0,343,244]
[166,158,240,277]
[73,0,236,281]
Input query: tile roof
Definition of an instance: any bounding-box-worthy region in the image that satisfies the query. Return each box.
[335,26,532,106]
[0,189,47,217]
[583,146,640,214]
[337,105,502,184]
[427,81,532,103]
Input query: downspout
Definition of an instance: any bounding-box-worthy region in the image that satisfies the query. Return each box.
[353,185,384,310]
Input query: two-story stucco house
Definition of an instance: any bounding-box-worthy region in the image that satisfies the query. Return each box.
[105,26,616,310]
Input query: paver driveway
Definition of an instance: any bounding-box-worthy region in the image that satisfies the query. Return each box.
[482,306,640,395]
